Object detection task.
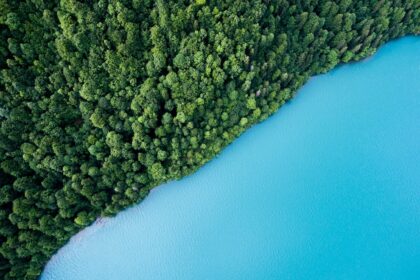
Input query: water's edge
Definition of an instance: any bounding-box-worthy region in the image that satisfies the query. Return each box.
[41,36,420,280]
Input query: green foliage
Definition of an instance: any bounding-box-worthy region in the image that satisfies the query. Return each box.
[195,0,206,6]
[0,0,418,279]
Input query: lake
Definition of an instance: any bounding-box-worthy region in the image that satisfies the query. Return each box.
[41,36,420,280]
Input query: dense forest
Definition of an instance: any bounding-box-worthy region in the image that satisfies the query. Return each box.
[0,0,418,279]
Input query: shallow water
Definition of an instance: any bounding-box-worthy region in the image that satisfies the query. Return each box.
[41,37,420,280]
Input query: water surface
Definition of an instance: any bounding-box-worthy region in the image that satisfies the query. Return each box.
[41,37,420,280]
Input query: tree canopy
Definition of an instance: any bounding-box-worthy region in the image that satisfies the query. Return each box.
[0,0,418,279]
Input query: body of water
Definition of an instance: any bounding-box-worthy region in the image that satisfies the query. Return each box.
[41,37,420,280]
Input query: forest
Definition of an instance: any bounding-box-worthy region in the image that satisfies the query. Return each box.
[0,0,419,279]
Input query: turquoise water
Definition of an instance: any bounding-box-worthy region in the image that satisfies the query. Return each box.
[41,37,420,280]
